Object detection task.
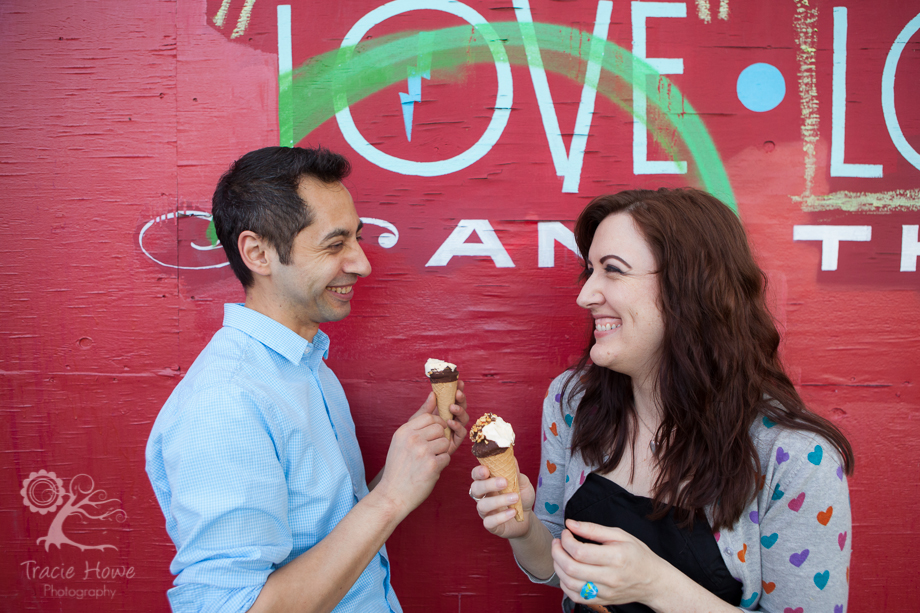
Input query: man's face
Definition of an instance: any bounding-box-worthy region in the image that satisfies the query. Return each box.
[269,178,371,339]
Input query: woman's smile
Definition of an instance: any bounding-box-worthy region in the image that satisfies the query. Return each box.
[593,317,622,335]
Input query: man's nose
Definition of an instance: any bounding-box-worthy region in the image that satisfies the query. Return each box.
[347,241,372,278]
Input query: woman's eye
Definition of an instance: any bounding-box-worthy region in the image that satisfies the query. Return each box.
[604,265,623,274]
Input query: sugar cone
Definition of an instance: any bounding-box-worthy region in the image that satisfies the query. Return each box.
[477,446,524,521]
[430,379,458,440]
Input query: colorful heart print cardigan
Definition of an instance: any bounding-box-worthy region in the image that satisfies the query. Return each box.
[521,371,851,612]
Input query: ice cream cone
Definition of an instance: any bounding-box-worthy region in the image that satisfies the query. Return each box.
[430,379,457,440]
[477,446,524,521]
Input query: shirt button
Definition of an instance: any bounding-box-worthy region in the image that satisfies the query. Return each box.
[724,547,732,555]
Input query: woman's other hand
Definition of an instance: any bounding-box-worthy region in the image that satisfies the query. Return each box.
[553,519,739,612]
[470,462,536,539]
[552,519,664,607]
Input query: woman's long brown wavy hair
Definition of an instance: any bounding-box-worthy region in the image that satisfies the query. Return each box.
[563,188,854,530]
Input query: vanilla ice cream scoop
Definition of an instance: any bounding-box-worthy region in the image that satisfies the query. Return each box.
[470,413,515,457]
[425,358,457,376]
[483,417,515,447]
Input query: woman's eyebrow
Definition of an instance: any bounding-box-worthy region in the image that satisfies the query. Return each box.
[599,254,632,270]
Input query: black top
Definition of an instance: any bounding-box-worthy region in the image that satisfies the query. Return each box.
[565,473,742,613]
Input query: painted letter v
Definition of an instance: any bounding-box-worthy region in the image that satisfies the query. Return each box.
[515,0,613,194]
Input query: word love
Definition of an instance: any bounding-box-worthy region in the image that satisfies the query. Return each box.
[21,560,136,581]
[288,2,920,187]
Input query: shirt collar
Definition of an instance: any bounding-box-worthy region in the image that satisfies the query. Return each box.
[223,303,330,367]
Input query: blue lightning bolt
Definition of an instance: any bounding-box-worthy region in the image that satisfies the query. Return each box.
[398,71,429,142]
[398,33,433,142]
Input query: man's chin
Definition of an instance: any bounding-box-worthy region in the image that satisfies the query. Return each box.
[319,302,351,324]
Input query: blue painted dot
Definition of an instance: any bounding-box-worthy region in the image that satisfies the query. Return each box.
[737,63,785,112]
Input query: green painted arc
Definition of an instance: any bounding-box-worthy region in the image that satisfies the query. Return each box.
[280,21,735,212]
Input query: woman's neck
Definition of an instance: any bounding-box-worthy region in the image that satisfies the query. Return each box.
[631,376,662,427]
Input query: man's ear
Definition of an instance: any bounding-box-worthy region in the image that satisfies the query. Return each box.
[238,231,273,279]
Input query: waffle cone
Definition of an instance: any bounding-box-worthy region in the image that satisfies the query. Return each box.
[430,379,458,440]
[477,446,524,521]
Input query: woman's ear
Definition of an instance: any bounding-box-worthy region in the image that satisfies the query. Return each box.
[238,231,273,279]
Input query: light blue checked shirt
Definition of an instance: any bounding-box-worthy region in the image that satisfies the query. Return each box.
[146,303,401,613]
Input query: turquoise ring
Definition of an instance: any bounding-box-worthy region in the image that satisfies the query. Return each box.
[580,581,598,599]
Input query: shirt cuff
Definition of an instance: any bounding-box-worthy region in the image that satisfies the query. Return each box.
[513,553,560,587]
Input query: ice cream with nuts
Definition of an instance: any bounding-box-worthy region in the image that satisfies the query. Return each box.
[470,413,523,521]
[425,358,458,440]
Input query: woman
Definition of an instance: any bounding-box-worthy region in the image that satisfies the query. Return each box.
[469,189,853,612]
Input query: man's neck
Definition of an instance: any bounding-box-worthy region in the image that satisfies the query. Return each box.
[243,290,319,342]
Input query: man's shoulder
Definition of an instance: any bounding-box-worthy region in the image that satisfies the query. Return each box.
[183,325,283,388]
[153,327,275,426]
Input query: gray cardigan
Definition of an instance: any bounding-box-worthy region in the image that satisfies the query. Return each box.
[521,372,851,612]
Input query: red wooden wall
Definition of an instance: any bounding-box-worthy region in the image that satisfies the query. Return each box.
[2,1,918,610]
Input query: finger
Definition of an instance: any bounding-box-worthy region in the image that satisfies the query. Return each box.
[552,538,599,601]
[482,506,518,529]
[427,392,440,416]
[552,533,578,571]
[427,432,451,454]
[411,391,437,419]
[446,416,467,442]
[551,540,582,593]
[416,415,448,439]
[477,491,519,516]
[450,400,469,422]
[454,382,468,409]
[471,465,491,481]
[565,519,630,546]
[469,480,487,500]
[555,531,611,587]
[518,472,532,490]
[559,528,611,567]
[450,389,467,411]
[470,475,508,500]
[434,449,451,471]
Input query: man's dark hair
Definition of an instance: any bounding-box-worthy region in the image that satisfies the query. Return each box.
[212,146,351,287]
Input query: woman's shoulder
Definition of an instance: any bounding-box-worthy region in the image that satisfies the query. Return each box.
[541,370,585,428]
[545,369,586,410]
[749,413,846,473]
[547,369,585,397]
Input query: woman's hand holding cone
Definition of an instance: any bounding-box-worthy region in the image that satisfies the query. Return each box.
[470,461,536,539]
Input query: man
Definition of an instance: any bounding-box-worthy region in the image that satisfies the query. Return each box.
[146,146,468,613]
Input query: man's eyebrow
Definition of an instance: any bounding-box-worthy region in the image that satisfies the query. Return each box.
[598,254,632,270]
[321,221,363,244]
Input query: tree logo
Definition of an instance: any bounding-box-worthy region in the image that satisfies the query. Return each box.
[20,470,127,552]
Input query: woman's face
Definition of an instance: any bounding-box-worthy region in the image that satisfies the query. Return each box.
[576,212,665,385]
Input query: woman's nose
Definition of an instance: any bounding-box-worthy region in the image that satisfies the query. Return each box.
[576,275,603,309]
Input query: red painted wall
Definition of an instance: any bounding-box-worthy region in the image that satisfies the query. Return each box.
[2,0,918,610]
